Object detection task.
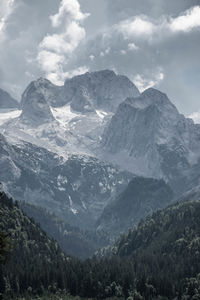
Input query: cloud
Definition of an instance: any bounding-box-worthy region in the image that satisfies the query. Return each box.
[133,69,164,92]
[64,66,89,78]
[128,43,139,51]
[0,0,199,116]
[189,111,200,124]
[104,0,199,23]
[50,0,87,26]
[0,0,15,40]
[116,6,200,42]
[170,6,200,32]
[37,0,89,85]
[118,17,156,38]
[70,4,200,114]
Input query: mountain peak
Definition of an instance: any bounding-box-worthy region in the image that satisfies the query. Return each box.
[64,69,140,112]
[20,80,55,125]
[101,87,200,188]
[142,87,166,97]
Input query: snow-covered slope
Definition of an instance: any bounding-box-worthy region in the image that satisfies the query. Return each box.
[0,133,132,228]
[0,109,21,126]
[0,70,139,156]
[101,88,200,194]
[1,70,200,204]
[0,88,18,108]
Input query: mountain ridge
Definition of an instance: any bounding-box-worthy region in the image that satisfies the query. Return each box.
[0,88,18,109]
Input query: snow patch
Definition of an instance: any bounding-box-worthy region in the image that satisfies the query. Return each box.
[0,109,21,126]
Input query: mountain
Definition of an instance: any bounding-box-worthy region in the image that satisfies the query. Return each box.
[96,177,173,237]
[0,133,133,229]
[64,69,140,113]
[20,80,55,125]
[21,77,66,108]
[20,201,110,259]
[101,88,200,195]
[3,71,200,199]
[20,70,139,113]
[0,88,18,109]
[0,70,139,156]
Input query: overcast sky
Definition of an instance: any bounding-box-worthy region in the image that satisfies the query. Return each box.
[0,0,200,116]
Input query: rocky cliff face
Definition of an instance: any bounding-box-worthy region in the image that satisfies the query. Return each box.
[1,70,140,156]
[101,88,200,194]
[20,80,55,125]
[1,70,200,236]
[64,70,140,113]
[0,133,133,229]
[20,78,65,107]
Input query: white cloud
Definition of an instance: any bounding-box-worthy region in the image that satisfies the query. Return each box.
[116,6,200,42]
[89,55,95,61]
[170,6,200,32]
[0,0,15,40]
[128,43,139,51]
[64,66,89,78]
[119,17,155,38]
[133,70,164,92]
[37,0,89,85]
[120,50,126,55]
[189,111,200,124]
[50,0,88,27]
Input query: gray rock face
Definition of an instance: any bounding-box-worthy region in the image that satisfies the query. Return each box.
[0,88,18,108]
[70,86,95,113]
[20,70,139,115]
[64,70,140,112]
[0,134,132,229]
[0,134,21,182]
[102,88,200,195]
[21,78,65,107]
[20,80,55,124]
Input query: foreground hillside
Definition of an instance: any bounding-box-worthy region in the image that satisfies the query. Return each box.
[2,189,200,299]
[0,192,80,298]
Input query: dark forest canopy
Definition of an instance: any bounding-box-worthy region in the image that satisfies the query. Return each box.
[1,191,200,299]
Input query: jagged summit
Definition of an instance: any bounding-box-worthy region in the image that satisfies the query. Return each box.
[20,78,65,108]
[64,69,140,112]
[20,80,55,125]
[0,88,18,109]
[19,70,140,116]
[124,88,178,113]
[101,87,200,193]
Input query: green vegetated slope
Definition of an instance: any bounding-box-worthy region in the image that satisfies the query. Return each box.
[20,201,110,259]
[96,177,173,237]
[0,192,80,298]
[1,190,200,299]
